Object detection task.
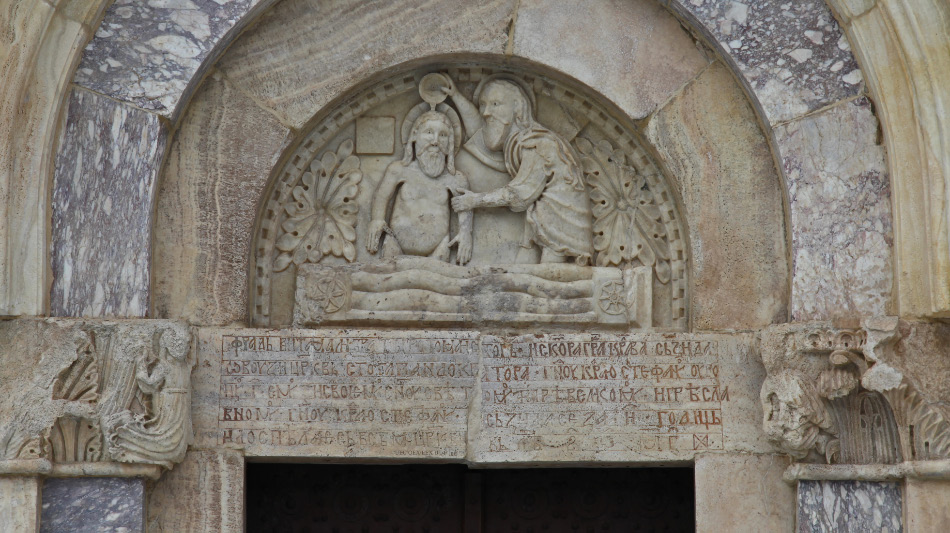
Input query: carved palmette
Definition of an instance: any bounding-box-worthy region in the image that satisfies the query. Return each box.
[826,393,902,464]
[885,384,950,460]
[48,418,103,462]
[274,139,362,271]
[48,331,105,461]
[574,137,671,283]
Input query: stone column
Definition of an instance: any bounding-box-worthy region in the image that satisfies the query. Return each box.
[695,453,795,533]
[0,475,40,532]
[905,479,950,532]
[146,449,244,533]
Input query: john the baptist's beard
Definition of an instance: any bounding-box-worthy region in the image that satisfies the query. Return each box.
[417,145,447,177]
[483,116,510,151]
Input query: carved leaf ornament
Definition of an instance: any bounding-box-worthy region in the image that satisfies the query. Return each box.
[275,140,362,271]
[575,138,671,283]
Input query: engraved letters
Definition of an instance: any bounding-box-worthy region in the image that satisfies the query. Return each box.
[205,329,744,462]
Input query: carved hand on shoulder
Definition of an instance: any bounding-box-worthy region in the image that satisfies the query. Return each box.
[451,189,480,212]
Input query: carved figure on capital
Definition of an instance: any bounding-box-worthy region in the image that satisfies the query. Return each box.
[104,326,193,468]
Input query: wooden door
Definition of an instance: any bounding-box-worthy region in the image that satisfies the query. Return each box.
[247,464,693,532]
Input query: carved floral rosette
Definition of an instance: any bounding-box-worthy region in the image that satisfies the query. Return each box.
[251,64,689,330]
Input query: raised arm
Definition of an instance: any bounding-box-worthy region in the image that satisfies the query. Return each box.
[442,75,483,138]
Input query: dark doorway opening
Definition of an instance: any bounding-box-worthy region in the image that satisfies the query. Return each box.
[247,463,694,532]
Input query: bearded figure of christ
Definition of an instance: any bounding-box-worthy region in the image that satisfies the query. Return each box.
[367,110,474,264]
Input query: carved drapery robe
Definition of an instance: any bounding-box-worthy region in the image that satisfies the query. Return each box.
[107,344,192,468]
[503,124,593,264]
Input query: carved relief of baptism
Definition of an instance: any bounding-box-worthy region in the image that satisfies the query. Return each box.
[251,65,688,330]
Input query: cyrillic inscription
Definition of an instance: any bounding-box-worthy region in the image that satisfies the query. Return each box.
[197,329,761,462]
[215,331,478,458]
[473,334,733,462]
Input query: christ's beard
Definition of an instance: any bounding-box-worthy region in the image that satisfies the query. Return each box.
[417,146,446,177]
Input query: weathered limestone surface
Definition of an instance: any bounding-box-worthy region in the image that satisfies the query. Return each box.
[905,479,950,533]
[695,453,794,533]
[217,0,517,130]
[891,320,950,405]
[829,0,950,318]
[74,0,278,119]
[663,0,864,124]
[645,61,788,330]
[147,449,244,533]
[153,72,292,325]
[0,476,39,533]
[797,480,902,532]
[0,0,106,316]
[41,477,145,533]
[194,328,771,463]
[775,97,892,321]
[511,0,710,120]
[51,88,168,318]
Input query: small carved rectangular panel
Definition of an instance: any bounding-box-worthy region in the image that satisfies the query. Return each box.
[204,329,478,459]
[471,333,752,463]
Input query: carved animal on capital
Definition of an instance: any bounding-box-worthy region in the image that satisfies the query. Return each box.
[761,371,839,462]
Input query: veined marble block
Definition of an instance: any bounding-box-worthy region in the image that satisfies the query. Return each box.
[797,480,901,533]
[41,477,144,533]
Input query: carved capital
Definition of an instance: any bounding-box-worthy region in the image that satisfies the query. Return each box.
[0,319,194,472]
[761,319,950,465]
